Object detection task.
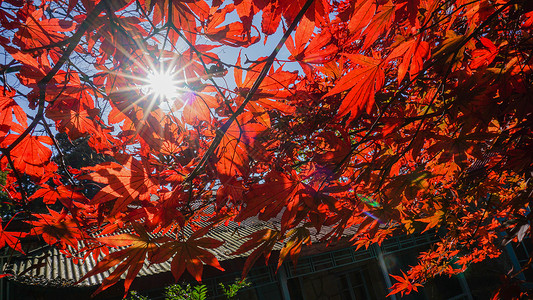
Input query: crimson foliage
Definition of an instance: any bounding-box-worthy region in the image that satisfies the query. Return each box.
[0,0,532,297]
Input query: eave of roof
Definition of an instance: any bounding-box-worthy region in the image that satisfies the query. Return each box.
[3,215,360,287]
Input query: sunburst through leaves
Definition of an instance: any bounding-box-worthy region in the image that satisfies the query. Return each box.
[144,70,181,100]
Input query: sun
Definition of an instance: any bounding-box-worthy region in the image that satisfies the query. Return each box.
[145,70,181,100]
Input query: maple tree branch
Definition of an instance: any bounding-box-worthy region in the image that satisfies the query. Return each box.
[416,0,481,37]
[470,194,492,241]
[329,0,518,193]
[102,0,151,60]
[168,27,237,116]
[0,149,29,206]
[372,83,442,194]
[386,0,518,112]
[21,38,72,53]
[184,0,316,183]
[429,0,517,70]
[67,63,106,99]
[4,0,106,154]
[376,3,507,190]
[41,121,76,186]
[325,100,391,185]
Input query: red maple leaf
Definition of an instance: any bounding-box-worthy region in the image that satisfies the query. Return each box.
[387,271,423,297]
[0,87,27,133]
[216,113,267,177]
[231,228,282,276]
[388,37,430,83]
[79,223,160,297]
[15,8,76,49]
[27,209,85,250]
[30,184,87,206]
[0,217,28,254]
[236,170,309,232]
[361,1,395,49]
[0,134,54,178]
[84,156,158,216]
[324,54,384,122]
[149,226,224,282]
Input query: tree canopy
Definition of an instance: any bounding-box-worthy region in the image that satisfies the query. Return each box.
[0,0,532,297]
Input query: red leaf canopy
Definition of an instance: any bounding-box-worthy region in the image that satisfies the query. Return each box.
[0,0,532,298]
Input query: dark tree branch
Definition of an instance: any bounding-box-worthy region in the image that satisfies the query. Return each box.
[184,0,316,183]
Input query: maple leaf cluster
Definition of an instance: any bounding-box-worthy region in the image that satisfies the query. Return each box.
[0,0,532,297]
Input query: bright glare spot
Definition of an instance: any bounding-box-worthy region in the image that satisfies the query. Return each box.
[145,71,180,100]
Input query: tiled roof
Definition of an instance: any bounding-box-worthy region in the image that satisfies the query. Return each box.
[3,211,360,287]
